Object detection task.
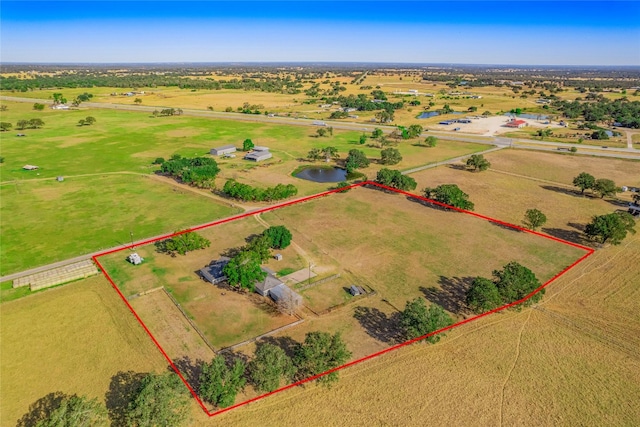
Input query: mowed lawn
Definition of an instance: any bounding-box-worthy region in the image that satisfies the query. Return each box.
[0,276,168,427]
[0,174,240,276]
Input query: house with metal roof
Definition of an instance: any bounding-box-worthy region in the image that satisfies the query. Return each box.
[199,257,231,284]
[244,146,273,162]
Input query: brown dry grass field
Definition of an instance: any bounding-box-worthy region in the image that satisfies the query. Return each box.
[0,276,168,426]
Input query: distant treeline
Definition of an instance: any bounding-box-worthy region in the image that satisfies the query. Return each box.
[223,180,298,202]
[553,97,640,128]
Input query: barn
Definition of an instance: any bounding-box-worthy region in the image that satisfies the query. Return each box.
[210,145,237,156]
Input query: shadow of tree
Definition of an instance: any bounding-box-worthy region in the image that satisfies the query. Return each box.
[448,163,467,171]
[420,276,474,314]
[105,371,147,427]
[540,185,588,198]
[172,356,206,393]
[489,220,523,233]
[218,348,251,366]
[17,391,67,427]
[353,306,402,344]
[541,227,588,245]
[258,336,300,359]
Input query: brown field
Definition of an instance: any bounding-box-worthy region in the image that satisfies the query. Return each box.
[0,276,168,426]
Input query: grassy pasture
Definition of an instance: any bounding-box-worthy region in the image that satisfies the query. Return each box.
[0,276,168,427]
[0,174,240,276]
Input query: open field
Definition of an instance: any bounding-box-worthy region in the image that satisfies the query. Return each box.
[0,174,240,276]
[216,232,640,426]
[0,276,168,426]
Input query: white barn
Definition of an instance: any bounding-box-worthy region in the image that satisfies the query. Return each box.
[210,145,237,156]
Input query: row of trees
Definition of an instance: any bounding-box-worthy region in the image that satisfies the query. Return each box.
[159,155,220,188]
[222,180,298,202]
[572,172,617,198]
[1,118,45,131]
[153,108,184,117]
[77,116,96,126]
[155,231,211,256]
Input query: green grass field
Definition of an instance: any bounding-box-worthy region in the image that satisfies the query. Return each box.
[0,174,240,276]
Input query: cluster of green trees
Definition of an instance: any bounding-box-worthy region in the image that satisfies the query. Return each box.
[466,261,542,313]
[465,154,491,172]
[318,94,403,115]
[423,184,474,211]
[222,180,298,202]
[155,231,211,256]
[8,118,46,130]
[307,146,339,162]
[242,138,254,151]
[223,226,293,291]
[315,126,334,137]
[345,149,370,172]
[159,155,220,188]
[572,172,617,198]
[380,148,402,165]
[553,97,640,128]
[375,169,417,191]
[153,108,184,117]
[33,102,45,110]
[585,211,636,245]
[77,116,96,126]
[400,298,453,343]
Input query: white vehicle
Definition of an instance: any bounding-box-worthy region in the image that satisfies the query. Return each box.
[313,120,327,126]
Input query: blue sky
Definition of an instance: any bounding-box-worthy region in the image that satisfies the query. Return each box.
[2,1,639,65]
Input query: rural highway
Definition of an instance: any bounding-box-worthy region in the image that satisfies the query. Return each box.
[2,95,640,160]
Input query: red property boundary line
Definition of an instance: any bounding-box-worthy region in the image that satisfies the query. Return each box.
[92,181,595,417]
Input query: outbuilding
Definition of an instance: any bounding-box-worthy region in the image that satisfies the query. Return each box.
[244,146,273,162]
[210,145,237,156]
[23,164,39,170]
[127,253,143,265]
[269,284,303,308]
[504,119,527,128]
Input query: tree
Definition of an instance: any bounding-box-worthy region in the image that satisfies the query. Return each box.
[155,231,211,256]
[85,116,96,125]
[199,356,246,408]
[0,122,12,132]
[585,211,636,245]
[523,208,547,231]
[246,234,272,263]
[380,147,402,165]
[406,124,423,138]
[572,172,596,194]
[223,250,266,291]
[31,394,108,427]
[321,146,339,162]
[126,372,191,427]
[78,119,86,126]
[423,184,474,211]
[465,154,491,172]
[316,128,328,137]
[466,277,502,314]
[493,261,543,306]
[152,157,165,165]
[535,128,553,140]
[134,98,142,104]
[400,298,453,343]
[345,149,370,173]
[293,331,351,386]
[242,138,254,151]
[52,93,67,105]
[424,136,438,147]
[33,103,45,110]
[29,118,45,129]
[307,148,322,161]
[327,126,333,136]
[249,343,296,393]
[17,120,28,130]
[371,128,383,139]
[375,168,417,191]
[593,178,617,198]
[375,110,394,123]
[263,225,293,249]
[358,134,367,145]
[591,129,609,140]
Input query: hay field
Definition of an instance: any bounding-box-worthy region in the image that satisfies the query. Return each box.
[0,174,240,276]
[0,276,168,426]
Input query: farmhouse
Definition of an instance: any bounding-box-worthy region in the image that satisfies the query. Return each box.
[210,145,237,156]
[505,119,527,128]
[255,267,302,308]
[199,257,231,284]
[244,146,273,162]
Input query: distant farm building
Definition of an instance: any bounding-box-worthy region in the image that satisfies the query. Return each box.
[629,203,640,216]
[51,104,70,110]
[56,176,64,182]
[505,119,527,128]
[255,267,302,308]
[349,285,368,296]
[210,145,237,156]
[274,253,283,261]
[23,164,39,170]
[199,257,231,284]
[244,146,273,162]
[127,253,143,265]
[13,259,98,291]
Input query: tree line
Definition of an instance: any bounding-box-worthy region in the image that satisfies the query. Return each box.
[158,155,220,188]
[222,180,298,202]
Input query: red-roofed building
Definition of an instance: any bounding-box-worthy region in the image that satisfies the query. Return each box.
[505,119,527,128]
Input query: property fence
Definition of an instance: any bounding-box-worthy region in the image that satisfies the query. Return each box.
[162,288,218,355]
[218,316,304,353]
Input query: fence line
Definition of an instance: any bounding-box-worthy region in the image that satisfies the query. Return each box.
[218,316,305,353]
[162,288,218,355]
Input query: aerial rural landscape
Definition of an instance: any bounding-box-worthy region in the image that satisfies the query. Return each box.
[1,1,639,426]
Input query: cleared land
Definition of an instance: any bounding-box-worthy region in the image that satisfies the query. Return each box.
[0,276,168,427]
[0,174,240,276]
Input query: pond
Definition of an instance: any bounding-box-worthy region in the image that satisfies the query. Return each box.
[504,113,549,120]
[295,166,347,183]
[418,111,440,119]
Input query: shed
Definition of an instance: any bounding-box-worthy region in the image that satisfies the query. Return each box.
[210,145,237,156]
[269,284,303,308]
[56,176,64,182]
[127,253,143,265]
[349,285,361,296]
[23,165,39,170]
[244,148,273,162]
[199,257,231,284]
[274,254,283,261]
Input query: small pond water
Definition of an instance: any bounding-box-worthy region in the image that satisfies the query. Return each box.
[418,111,440,119]
[295,166,347,183]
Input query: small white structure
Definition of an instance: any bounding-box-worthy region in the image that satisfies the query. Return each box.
[56,176,64,182]
[127,253,143,265]
[23,164,39,170]
[51,104,70,110]
[210,145,237,156]
[274,254,283,261]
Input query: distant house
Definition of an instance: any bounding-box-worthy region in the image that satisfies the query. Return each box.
[199,257,231,284]
[244,146,273,162]
[505,119,527,128]
[23,164,39,170]
[210,145,237,156]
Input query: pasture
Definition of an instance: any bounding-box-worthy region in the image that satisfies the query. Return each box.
[0,276,168,427]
